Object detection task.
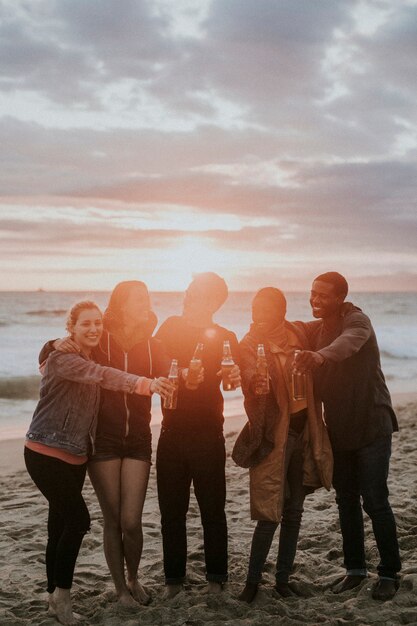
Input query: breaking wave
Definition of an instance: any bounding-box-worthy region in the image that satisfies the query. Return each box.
[0,376,41,400]
[26,309,67,317]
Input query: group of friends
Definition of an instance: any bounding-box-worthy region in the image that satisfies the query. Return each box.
[24,271,401,625]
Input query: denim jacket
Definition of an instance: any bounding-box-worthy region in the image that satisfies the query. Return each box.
[26,351,140,456]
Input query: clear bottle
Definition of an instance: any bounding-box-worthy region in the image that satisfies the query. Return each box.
[186,343,204,390]
[255,343,270,395]
[221,340,235,391]
[292,349,306,401]
[163,359,179,409]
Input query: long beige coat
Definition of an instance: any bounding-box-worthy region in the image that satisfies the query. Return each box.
[233,321,333,523]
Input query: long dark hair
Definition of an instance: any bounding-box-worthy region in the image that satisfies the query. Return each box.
[103,281,150,329]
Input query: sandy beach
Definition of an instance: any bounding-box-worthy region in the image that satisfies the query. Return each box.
[0,394,416,626]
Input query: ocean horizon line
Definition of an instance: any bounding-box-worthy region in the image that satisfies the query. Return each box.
[1,288,417,295]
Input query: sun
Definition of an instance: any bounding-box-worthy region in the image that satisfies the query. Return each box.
[160,236,223,288]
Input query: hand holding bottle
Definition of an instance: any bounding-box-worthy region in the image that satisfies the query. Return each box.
[163,359,179,409]
[184,343,205,390]
[217,363,241,390]
[183,366,205,389]
[254,343,269,395]
[292,350,306,401]
[149,377,176,402]
[229,364,241,388]
[293,350,325,372]
[219,340,241,391]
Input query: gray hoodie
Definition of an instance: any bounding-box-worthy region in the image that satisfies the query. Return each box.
[26,351,140,456]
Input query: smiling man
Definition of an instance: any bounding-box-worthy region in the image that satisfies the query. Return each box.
[296,272,401,601]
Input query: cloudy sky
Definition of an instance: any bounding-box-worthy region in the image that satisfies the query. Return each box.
[0,0,416,292]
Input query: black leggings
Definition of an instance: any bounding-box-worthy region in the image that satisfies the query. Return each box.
[24,447,90,593]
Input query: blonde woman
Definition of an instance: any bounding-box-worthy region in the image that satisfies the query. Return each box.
[26,301,172,625]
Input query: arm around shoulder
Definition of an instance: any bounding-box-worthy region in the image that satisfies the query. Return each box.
[39,339,58,364]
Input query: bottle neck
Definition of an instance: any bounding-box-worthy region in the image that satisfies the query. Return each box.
[193,343,204,359]
[169,361,178,377]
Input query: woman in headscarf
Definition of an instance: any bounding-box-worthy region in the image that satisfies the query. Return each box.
[233,287,333,603]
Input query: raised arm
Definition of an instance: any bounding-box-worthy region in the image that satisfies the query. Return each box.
[296,311,372,371]
[317,311,372,362]
[48,351,140,392]
[48,351,173,400]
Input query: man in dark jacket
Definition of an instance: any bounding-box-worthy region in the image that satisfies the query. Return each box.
[296,272,401,601]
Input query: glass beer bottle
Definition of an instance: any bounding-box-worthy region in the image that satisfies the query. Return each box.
[186,343,204,390]
[292,349,306,401]
[221,340,235,391]
[163,359,179,409]
[255,343,270,395]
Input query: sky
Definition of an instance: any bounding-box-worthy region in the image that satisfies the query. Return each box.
[0,0,416,293]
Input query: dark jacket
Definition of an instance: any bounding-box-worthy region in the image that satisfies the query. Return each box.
[27,351,139,456]
[299,303,398,451]
[94,318,170,438]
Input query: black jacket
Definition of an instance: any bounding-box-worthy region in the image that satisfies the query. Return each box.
[155,315,239,432]
[299,303,398,450]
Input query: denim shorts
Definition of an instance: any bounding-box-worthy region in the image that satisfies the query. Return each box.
[90,431,152,463]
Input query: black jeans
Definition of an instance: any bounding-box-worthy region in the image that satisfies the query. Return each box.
[24,447,90,592]
[156,428,228,584]
[246,428,308,584]
[332,435,401,579]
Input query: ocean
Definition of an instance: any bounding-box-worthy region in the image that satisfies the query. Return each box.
[0,290,416,440]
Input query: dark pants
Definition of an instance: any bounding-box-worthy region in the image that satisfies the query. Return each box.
[332,435,401,579]
[24,447,90,593]
[246,428,308,584]
[156,428,228,584]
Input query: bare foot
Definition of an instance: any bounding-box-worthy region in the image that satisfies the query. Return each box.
[331,574,366,594]
[116,592,139,609]
[48,592,56,616]
[53,588,78,625]
[205,581,223,594]
[274,581,296,598]
[127,579,151,605]
[163,584,183,599]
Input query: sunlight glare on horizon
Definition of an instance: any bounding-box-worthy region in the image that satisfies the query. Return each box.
[152,235,225,290]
